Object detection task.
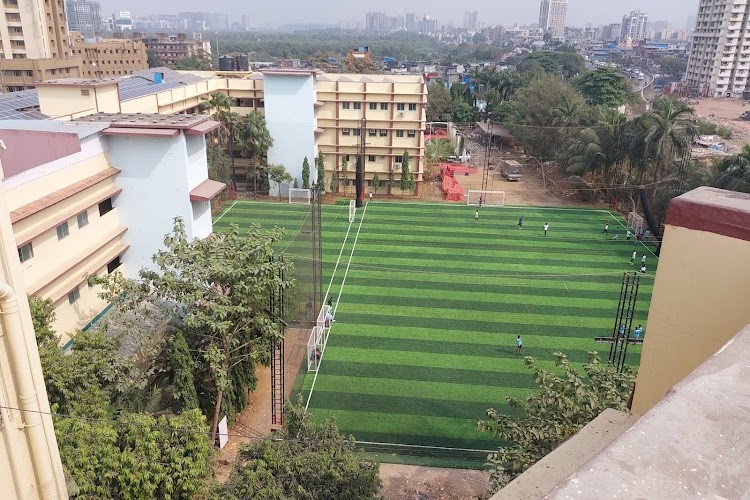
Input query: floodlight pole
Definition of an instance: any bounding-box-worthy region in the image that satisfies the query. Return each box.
[355,117,366,208]
[482,120,492,192]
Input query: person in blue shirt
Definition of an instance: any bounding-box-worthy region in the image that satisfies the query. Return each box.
[515,335,523,356]
[619,323,626,337]
[634,325,644,339]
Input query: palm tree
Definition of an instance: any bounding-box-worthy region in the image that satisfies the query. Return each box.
[238,112,273,195]
[567,110,630,186]
[202,92,234,148]
[636,98,695,189]
[714,144,750,193]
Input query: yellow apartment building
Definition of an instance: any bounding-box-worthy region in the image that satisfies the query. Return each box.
[0,0,83,92]
[70,32,148,78]
[28,68,426,194]
[0,114,222,342]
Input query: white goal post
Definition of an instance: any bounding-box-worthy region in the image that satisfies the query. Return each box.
[348,200,356,223]
[289,188,312,204]
[627,212,644,233]
[467,190,506,207]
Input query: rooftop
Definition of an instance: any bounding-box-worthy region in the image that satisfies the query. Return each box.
[75,113,212,129]
[0,120,107,139]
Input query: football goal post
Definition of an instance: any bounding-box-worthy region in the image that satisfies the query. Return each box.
[627,212,644,233]
[467,190,506,207]
[289,188,312,204]
[348,200,356,223]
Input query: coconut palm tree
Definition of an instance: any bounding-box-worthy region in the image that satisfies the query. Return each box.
[202,92,234,148]
[238,112,273,195]
[713,144,750,193]
[567,110,630,185]
[635,98,695,189]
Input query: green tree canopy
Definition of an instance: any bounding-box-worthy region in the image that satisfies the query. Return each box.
[576,68,632,108]
[400,150,414,192]
[713,144,750,193]
[426,81,453,122]
[217,401,380,499]
[317,151,326,193]
[480,352,635,494]
[302,156,311,188]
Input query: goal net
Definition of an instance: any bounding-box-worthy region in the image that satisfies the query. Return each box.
[627,212,644,233]
[467,190,505,207]
[348,200,356,223]
[289,188,312,204]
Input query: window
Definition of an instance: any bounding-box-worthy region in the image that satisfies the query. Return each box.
[353,128,361,136]
[18,242,33,263]
[107,256,122,273]
[342,128,350,136]
[67,287,80,305]
[397,103,405,111]
[380,102,388,110]
[369,102,377,110]
[80,89,90,96]
[396,130,404,138]
[77,211,89,228]
[342,102,350,109]
[353,102,361,110]
[408,103,417,111]
[368,129,377,137]
[343,154,350,162]
[56,221,69,240]
[379,129,388,137]
[395,155,404,164]
[99,197,113,216]
[368,155,376,162]
[407,130,416,137]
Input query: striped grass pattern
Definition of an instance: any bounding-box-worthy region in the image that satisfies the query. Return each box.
[214,201,654,463]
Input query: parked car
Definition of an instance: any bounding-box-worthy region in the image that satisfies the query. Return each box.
[501,160,523,181]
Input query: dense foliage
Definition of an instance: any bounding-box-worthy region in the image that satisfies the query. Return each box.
[94,219,293,443]
[479,352,636,493]
[216,402,380,500]
[30,296,212,499]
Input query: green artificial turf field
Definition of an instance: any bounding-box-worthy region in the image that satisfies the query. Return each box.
[213,199,655,467]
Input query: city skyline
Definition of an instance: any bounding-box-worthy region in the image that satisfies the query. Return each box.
[98,0,698,28]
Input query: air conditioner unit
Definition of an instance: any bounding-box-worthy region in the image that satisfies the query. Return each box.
[398,111,405,117]
[394,162,402,168]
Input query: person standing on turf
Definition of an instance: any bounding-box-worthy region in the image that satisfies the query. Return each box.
[640,263,647,274]
[475,209,479,222]
[518,215,523,228]
[603,223,609,234]
[626,229,632,241]
[515,335,523,356]
[641,254,647,265]
[478,195,483,207]
[634,325,643,339]
[543,223,549,236]
[630,250,637,265]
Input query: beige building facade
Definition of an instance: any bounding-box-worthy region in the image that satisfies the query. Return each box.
[631,187,750,414]
[71,32,148,78]
[33,69,426,193]
[0,154,68,499]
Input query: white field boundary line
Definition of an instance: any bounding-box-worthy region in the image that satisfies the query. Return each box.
[213,200,237,224]
[355,440,495,454]
[306,201,370,410]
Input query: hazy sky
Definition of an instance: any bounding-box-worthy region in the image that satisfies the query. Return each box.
[99,0,700,28]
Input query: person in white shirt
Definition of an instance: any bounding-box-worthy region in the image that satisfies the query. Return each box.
[543,223,549,236]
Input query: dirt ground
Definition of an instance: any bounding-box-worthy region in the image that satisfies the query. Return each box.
[691,98,750,154]
[379,464,490,500]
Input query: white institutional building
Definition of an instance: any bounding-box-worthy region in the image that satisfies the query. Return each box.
[539,0,568,40]
[686,0,750,98]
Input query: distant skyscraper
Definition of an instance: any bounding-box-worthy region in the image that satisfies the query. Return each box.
[241,15,250,31]
[687,0,750,98]
[464,10,479,31]
[66,0,103,33]
[405,12,417,32]
[365,11,386,31]
[621,10,648,41]
[538,0,567,39]
[687,15,696,31]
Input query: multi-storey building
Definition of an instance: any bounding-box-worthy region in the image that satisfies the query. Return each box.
[0,0,83,91]
[464,11,479,31]
[539,0,568,40]
[0,113,222,341]
[71,32,148,78]
[65,0,103,34]
[602,23,622,42]
[686,0,750,98]
[365,12,386,31]
[142,33,212,67]
[621,10,649,41]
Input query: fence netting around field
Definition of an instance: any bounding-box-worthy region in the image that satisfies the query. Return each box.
[281,188,322,328]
